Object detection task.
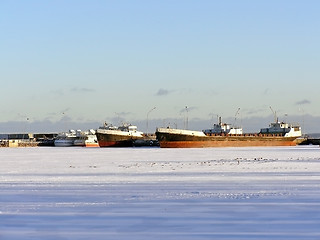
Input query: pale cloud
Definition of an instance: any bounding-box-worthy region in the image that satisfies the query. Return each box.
[263,88,270,95]
[243,107,267,115]
[295,99,311,105]
[71,87,95,93]
[205,89,218,96]
[115,112,132,117]
[155,88,172,96]
[51,89,65,96]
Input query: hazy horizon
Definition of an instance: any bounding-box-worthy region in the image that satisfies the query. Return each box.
[0,113,319,135]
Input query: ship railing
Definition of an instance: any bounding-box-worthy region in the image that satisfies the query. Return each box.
[257,133,285,137]
[204,132,285,137]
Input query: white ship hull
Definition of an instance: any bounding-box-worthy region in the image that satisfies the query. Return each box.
[54,139,74,147]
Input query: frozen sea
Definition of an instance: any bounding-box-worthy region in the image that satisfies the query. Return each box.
[1,146,320,240]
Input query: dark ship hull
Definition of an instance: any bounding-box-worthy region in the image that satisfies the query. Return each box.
[96,132,143,147]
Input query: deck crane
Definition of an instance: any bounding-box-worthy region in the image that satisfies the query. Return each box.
[233,107,241,127]
[269,106,278,123]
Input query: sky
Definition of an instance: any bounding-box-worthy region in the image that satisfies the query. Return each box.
[1,0,320,133]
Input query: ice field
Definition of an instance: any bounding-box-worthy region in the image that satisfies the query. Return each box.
[1,146,320,240]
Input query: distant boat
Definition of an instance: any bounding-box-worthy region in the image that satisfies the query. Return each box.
[156,117,302,148]
[96,122,144,147]
[133,135,159,147]
[54,130,78,147]
[73,129,99,147]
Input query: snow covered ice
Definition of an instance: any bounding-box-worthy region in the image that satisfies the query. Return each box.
[1,146,320,240]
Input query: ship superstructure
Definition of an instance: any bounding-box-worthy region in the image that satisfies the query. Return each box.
[54,130,78,147]
[203,117,243,135]
[73,129,99,147]
[260,121,301,137]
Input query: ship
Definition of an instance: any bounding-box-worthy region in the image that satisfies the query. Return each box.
[73,129,99,147]
[95,122,144,147]
[155,117,302,148]
[54,130,78,147]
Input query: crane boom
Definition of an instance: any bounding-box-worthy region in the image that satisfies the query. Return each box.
[269,106,278,123]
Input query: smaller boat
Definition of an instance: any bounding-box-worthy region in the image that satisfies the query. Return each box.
[54,130,78,147]
[133,134,159,147]
[73,129,99,147]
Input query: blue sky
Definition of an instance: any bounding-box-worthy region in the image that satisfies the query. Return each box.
[1,0,319,132]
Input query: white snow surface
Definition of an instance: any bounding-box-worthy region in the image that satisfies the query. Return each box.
[1,146,320,240]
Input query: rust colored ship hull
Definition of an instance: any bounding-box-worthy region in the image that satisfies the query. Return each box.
[97,140,135,147]
[156,130,298,148]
